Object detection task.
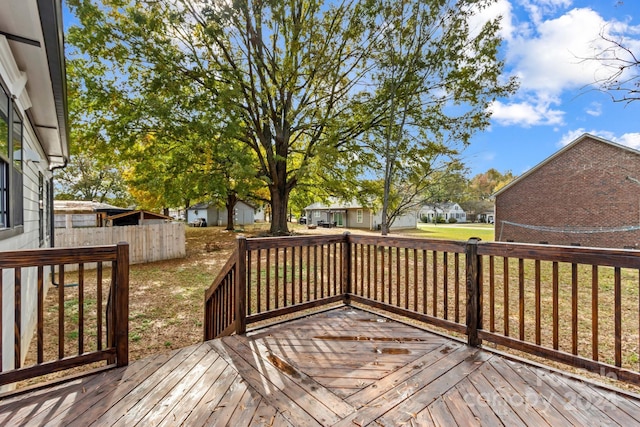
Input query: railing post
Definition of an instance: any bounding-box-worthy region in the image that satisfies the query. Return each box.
[115,242,129,367]
[235,236,247,335]
[342,232,352,305]
[466,238,482,347]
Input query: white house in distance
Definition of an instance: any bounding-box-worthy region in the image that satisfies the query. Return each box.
[304,198,417,230]
[187,201,256,227]
[419,202,467,223]
[0,1,69,375]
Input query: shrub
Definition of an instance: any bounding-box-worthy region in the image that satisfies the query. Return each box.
[448,217,457,224]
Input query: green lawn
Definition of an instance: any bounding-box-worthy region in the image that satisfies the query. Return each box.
[399,223,495,241]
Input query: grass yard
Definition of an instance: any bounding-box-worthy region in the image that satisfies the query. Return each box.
[405,222,495,241]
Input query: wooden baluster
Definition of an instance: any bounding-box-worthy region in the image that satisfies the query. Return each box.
[443,252,448,319]
[79,263,85,355]
[615,267,622,367]
[59,264,65,360]
[535,260,541,346]
[14,267,21,369]
[592,265,598,361]
[572,263,578,355]
[37,266,44,364]
[552,262,559,350]
[413,249,418,312]
[432,251,438,317]
[422,250,427,314]
[503,257,509,337]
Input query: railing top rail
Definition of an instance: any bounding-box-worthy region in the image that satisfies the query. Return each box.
[477,241,640,268]
[0,244,122,268]
[244,234,347,250]
[349,234,467,252]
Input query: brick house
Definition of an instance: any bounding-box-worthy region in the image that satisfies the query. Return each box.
[494,134,640,248]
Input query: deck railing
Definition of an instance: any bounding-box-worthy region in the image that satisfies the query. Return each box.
[0,243,129,388]
[204,234,640,385]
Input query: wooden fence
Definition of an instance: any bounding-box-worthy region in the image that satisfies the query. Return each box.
[205,233,640,386]
[55,223,185,267]
[0,244,129,388]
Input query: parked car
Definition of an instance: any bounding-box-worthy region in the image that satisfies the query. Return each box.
[299,216,307,225]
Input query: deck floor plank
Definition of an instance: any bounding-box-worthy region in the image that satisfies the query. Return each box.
[227,389,263,427]
[443,387,485,426]
[180,366,239,426]
[467,367,527,426]
[488,356,575,426]
[454,378,505,426]
[207,339,325,427]
[502,360,599,426]
[156,355,231,427]
[477,362,552,426]
[231,335,355,418]
[2,306,639,426]
[131,349,222,426]
[105,343,213,427]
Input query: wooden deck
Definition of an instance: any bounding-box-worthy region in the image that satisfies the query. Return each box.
[1,307,640,426]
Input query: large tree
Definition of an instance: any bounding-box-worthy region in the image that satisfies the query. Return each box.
[67,0,515,234]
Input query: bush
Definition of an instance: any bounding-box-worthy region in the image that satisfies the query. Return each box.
[435,216,446,224]
[420,215,429,223]
[448,217,457,224]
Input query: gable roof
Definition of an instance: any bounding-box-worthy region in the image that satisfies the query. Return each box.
[188,200,256,211]
[304,199,366,210]
[493,133,640,198]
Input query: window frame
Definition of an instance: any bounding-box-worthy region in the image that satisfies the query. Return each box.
[356,209,363,223]
[0,80,24,239]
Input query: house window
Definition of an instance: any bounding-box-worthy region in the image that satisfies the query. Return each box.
[314,211,320,218]
[0,84,24,232]
[356,209,363,223]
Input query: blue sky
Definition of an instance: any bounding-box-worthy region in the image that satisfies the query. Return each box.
[465,0,640,177]
[63,1,640,178]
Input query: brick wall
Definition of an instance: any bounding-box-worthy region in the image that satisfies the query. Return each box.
[495,136,640,249]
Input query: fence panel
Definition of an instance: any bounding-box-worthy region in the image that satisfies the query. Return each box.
[55,223,185,269]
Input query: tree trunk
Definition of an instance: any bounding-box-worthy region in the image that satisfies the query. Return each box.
[225,192,238,231]
[269,185,290,236]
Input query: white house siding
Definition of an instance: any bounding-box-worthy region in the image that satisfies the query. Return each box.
[0,94,54,374]
[372,211,418,230]
[187,201,255,226]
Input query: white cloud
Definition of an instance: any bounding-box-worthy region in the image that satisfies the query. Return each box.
[491,4,640,129]
[585,102,602,116]
[518,0,573,25]
[507,8,614,95]
[489,99,564,126]
[558,128,640,149]
[469,0,516,41]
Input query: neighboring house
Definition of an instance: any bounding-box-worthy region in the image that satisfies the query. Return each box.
[304,199,417,230]
[54,200,129,228]
[494,133,640,248]
[187,201,255,226]
[0,2,69,374]
[419,202,467,223]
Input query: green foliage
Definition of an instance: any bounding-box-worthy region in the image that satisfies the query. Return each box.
[349,0,517,234]
[65,0,516,234]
